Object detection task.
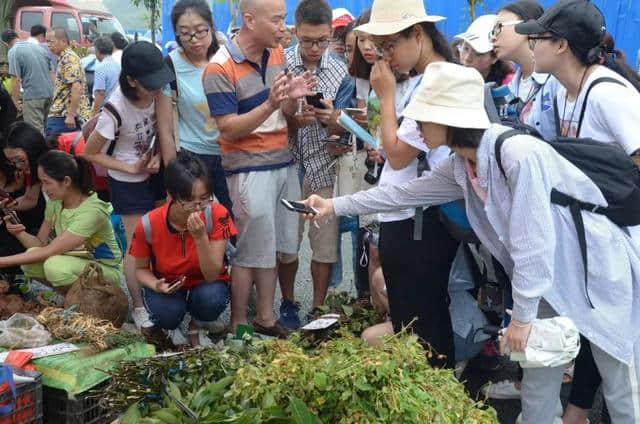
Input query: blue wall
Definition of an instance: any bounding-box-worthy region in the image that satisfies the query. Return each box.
[162,0,640,64]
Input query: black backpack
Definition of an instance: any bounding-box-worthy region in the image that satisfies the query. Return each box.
[494,129,640,308]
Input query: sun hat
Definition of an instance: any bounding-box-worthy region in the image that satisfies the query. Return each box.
[354,0,444,36]
[332,8,354,29]
[402,62,490,129]
[454,14,497,54]
[515,0,605,49]
[121,41,175,91]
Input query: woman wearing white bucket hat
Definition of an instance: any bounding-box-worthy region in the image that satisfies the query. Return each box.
[303,62,640,424]
[351,0,460,369]
[454,14,514,85]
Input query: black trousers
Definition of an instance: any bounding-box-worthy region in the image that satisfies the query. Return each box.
[379,207,459,368]
[569,336,611,422]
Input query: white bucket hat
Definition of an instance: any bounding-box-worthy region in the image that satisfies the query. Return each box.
[354,0,445,36]
[454,14,497,54]
[403,62,490,129]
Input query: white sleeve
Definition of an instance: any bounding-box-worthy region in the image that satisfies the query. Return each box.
[397,117,452,169]
[593,83,640,154]
[95,108,118,141]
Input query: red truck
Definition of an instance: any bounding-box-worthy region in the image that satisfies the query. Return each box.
[9,0,125,47]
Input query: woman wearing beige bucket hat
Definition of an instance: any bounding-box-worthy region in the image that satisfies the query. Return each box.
[351,0,460,369]
[303,62,640,424]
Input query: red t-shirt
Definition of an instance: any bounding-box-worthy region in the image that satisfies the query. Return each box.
[129,202,237,289]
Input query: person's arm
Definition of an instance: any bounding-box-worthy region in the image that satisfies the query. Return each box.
[156,93,177,166]
[0,229,87,268]
[10,183,41,212]
[92,90,105,116]
[134,256,160,290]
[10,77,21,110]
[3,216,51,249]
[65,81,82,127]
[306,155,463,217]
[187,212,225,282]
[214,101,280,142]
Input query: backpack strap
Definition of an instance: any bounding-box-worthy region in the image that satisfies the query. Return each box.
[493,129,522,179]
[576,77,625,137]
[102,102,122,156]
[553,96,561,137]
[412,151,430,241]
[164,54,181,151]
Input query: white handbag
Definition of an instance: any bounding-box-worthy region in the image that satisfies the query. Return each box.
[332,134,368,198]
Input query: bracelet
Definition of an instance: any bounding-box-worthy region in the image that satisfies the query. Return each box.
[510,320,531,328]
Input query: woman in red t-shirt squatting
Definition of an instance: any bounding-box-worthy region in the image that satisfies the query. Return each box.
[129,153,237,346]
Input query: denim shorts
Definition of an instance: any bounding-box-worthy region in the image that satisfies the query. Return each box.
[107,174,166,215]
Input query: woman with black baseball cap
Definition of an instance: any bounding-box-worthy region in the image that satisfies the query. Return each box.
[516,1,640,423]
[83,41,176,333]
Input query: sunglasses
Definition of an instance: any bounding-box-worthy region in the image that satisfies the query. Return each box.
[489,20,524,39]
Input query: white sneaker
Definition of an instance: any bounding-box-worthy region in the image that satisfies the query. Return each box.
[132,307,154,330]
[168,329,189,346]
[480,380,521,400]
[454,360,468,380]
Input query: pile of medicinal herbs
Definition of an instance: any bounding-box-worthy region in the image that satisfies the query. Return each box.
[107,294,498,424]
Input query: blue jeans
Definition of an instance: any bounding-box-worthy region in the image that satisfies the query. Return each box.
[44,116,81,137]
[142,281,230,330]
[184,151,233,216]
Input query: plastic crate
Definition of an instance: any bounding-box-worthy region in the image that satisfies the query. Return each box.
[0,371,43,424]
[42,380,113,424]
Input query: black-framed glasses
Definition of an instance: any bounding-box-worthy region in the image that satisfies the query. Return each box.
[528,35,555,50]
[299,39,331,49]
[489,20,523,39]
[177,196,213,211]
[177,28,210,42]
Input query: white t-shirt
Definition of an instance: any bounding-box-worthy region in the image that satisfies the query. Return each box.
[112,49,123,65]
[377,76,451,222]
[555,66,640,155]
[95,87,157,182]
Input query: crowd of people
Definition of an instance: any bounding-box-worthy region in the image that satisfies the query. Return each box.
[1,0,640,422]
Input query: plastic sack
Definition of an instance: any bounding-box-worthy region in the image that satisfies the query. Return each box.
[0,314,51,349]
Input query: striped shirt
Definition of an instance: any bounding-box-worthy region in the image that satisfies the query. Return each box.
[202,39,291,174]
[286,46,349,193]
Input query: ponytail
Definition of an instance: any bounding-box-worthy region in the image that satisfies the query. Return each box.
[38,150,94,195]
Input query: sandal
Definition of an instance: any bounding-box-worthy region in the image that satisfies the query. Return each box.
[253,320,290,339]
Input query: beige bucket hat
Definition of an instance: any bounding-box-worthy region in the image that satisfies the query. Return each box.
[354,0,445,36]
[403,62,490,129]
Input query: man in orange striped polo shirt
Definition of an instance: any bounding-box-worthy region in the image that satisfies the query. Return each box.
[203,0,314,338]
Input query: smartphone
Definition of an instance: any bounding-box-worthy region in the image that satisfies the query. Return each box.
[344,107,367,116]
[321,137,352,147]
[306,92,326,109]
[280,199,317,215]
[167,276,185,293]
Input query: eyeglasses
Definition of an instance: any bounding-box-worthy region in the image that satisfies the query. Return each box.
[177,196,213,211]
[527,35,555,50]
[489,20,524,39]
[177,28,210,42]
[299,39,331,49]
[376,36,403,55]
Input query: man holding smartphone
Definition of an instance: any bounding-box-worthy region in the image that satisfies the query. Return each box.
[278,0,353,329]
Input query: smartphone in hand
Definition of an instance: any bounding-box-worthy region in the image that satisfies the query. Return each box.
[281,199,317,215]
[306,93,326,109]
[0,208,20,225]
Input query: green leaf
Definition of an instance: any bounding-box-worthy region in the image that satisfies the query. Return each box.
[341,305,354,317]
[313,372,328,390]
[121,402,142,424]
[167,380,183,402]
[289,397,323,424]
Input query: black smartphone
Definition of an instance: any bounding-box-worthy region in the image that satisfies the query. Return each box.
[321,137,351,147]
[306,92,326,109]
[280,199,317,215]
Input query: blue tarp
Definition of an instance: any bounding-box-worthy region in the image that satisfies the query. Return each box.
[162,0,640,66]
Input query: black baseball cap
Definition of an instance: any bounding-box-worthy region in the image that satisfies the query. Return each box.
[121,41,175,91]
[515,0,605,48]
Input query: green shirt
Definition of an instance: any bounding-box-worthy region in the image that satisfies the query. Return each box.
[45,193,122,268]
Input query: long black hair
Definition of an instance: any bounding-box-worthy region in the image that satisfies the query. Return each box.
[2,122,51,183]
[38,150,94,196]
[165,152,212,201]
[171,0,220,60]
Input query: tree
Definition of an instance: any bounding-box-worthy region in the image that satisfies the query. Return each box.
[131,0,161,44]
[467,0,482,21]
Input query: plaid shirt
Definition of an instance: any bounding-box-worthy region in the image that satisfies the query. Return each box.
[285,46,349,193]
